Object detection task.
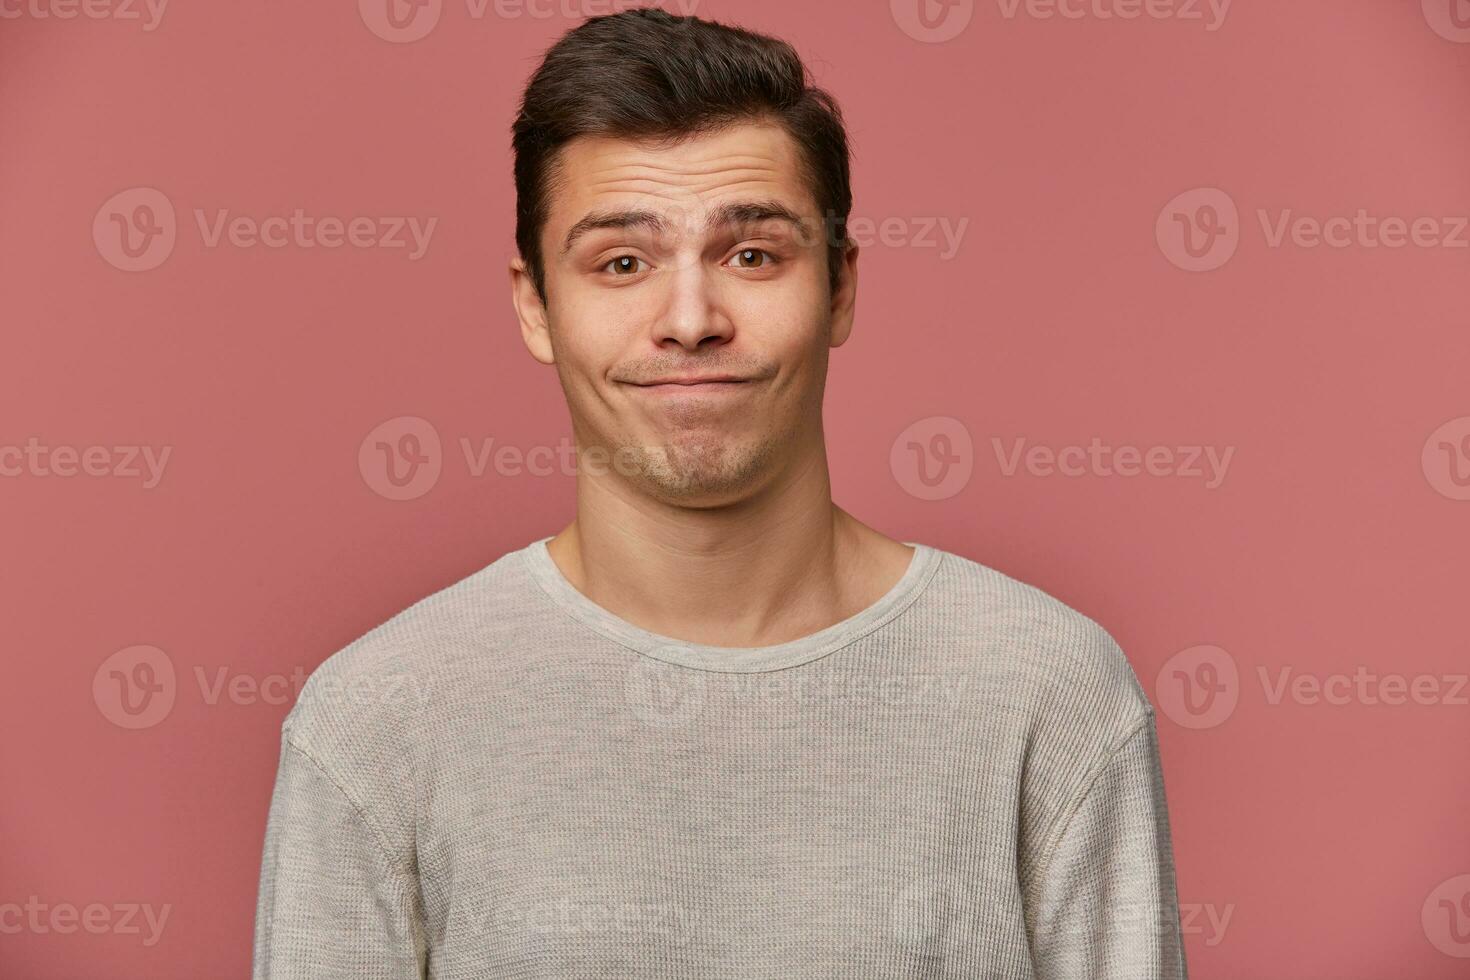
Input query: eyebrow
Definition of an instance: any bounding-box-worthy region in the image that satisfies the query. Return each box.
[560,200,807,255]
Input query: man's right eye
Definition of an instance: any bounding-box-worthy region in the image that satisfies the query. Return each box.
[604,255,645,275]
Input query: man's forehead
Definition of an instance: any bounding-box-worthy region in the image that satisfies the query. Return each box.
[549,122,815,221]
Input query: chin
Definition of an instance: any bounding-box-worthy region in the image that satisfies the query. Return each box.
[631,439,778,506]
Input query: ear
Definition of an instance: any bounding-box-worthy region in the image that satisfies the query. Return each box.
[510,256,555,365]
[828,241,859,348]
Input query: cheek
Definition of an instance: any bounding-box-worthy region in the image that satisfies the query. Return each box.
[547,293,625,378]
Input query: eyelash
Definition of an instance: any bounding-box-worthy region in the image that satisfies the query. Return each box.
[601,248,778,276]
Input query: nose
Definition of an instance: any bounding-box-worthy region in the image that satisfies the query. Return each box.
[652,256,734,352]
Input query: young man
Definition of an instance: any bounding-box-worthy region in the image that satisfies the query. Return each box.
[253,9,1187,978]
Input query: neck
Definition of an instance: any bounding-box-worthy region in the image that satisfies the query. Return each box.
[546,436,908,648]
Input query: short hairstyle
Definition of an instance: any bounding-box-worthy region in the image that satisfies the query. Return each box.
[512,7,852,301]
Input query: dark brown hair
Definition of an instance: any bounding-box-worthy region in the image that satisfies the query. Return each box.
[512,7,852,301]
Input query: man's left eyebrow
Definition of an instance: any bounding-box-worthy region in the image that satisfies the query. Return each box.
[706,201,805,233]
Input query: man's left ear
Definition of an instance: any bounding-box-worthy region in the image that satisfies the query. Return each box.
[830,241,859,348]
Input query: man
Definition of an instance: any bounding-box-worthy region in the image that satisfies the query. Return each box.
[253,8,1188,978]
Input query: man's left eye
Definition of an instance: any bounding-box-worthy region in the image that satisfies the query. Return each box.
[728,249,772,269]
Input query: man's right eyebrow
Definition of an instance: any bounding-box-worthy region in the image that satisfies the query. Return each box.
[561,209,666,255]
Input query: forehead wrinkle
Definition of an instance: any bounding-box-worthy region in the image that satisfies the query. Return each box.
[585,164,788,196]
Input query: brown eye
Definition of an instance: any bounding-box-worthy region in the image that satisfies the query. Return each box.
[606,255,643,275]
[731,248,768,269]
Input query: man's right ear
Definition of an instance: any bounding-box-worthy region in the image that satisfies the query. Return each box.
[509,256,555,365]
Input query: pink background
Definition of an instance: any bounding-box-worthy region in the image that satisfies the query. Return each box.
[4,1,1469,976]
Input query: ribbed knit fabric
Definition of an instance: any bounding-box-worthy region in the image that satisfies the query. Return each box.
[253,537,1188,979]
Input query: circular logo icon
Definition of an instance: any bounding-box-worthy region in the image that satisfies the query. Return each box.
[1423,0,1470,43]
[1422,874,1470,957]
[891,0,975,43]
[1155,644,1238,729]
[359,415,442,501]
[890,416,973,501]
[1422,416,1470,501]
[624,653,707,728]
[1156,187,1239,272]
[891,878,955,949]
[93,187,176,273]
[359,0,441,43]
[93,645,176,729]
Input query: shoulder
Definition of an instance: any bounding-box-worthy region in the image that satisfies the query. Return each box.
[278,542,537,761]
[920,544,1154,732]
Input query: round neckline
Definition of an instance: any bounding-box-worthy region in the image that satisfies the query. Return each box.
[521,536,943,673]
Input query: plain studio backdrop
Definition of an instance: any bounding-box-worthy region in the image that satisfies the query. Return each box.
[2,1,1468,977]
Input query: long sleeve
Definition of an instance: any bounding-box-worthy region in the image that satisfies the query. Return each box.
[253,739,427,980]
[1023,711,1189,979]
